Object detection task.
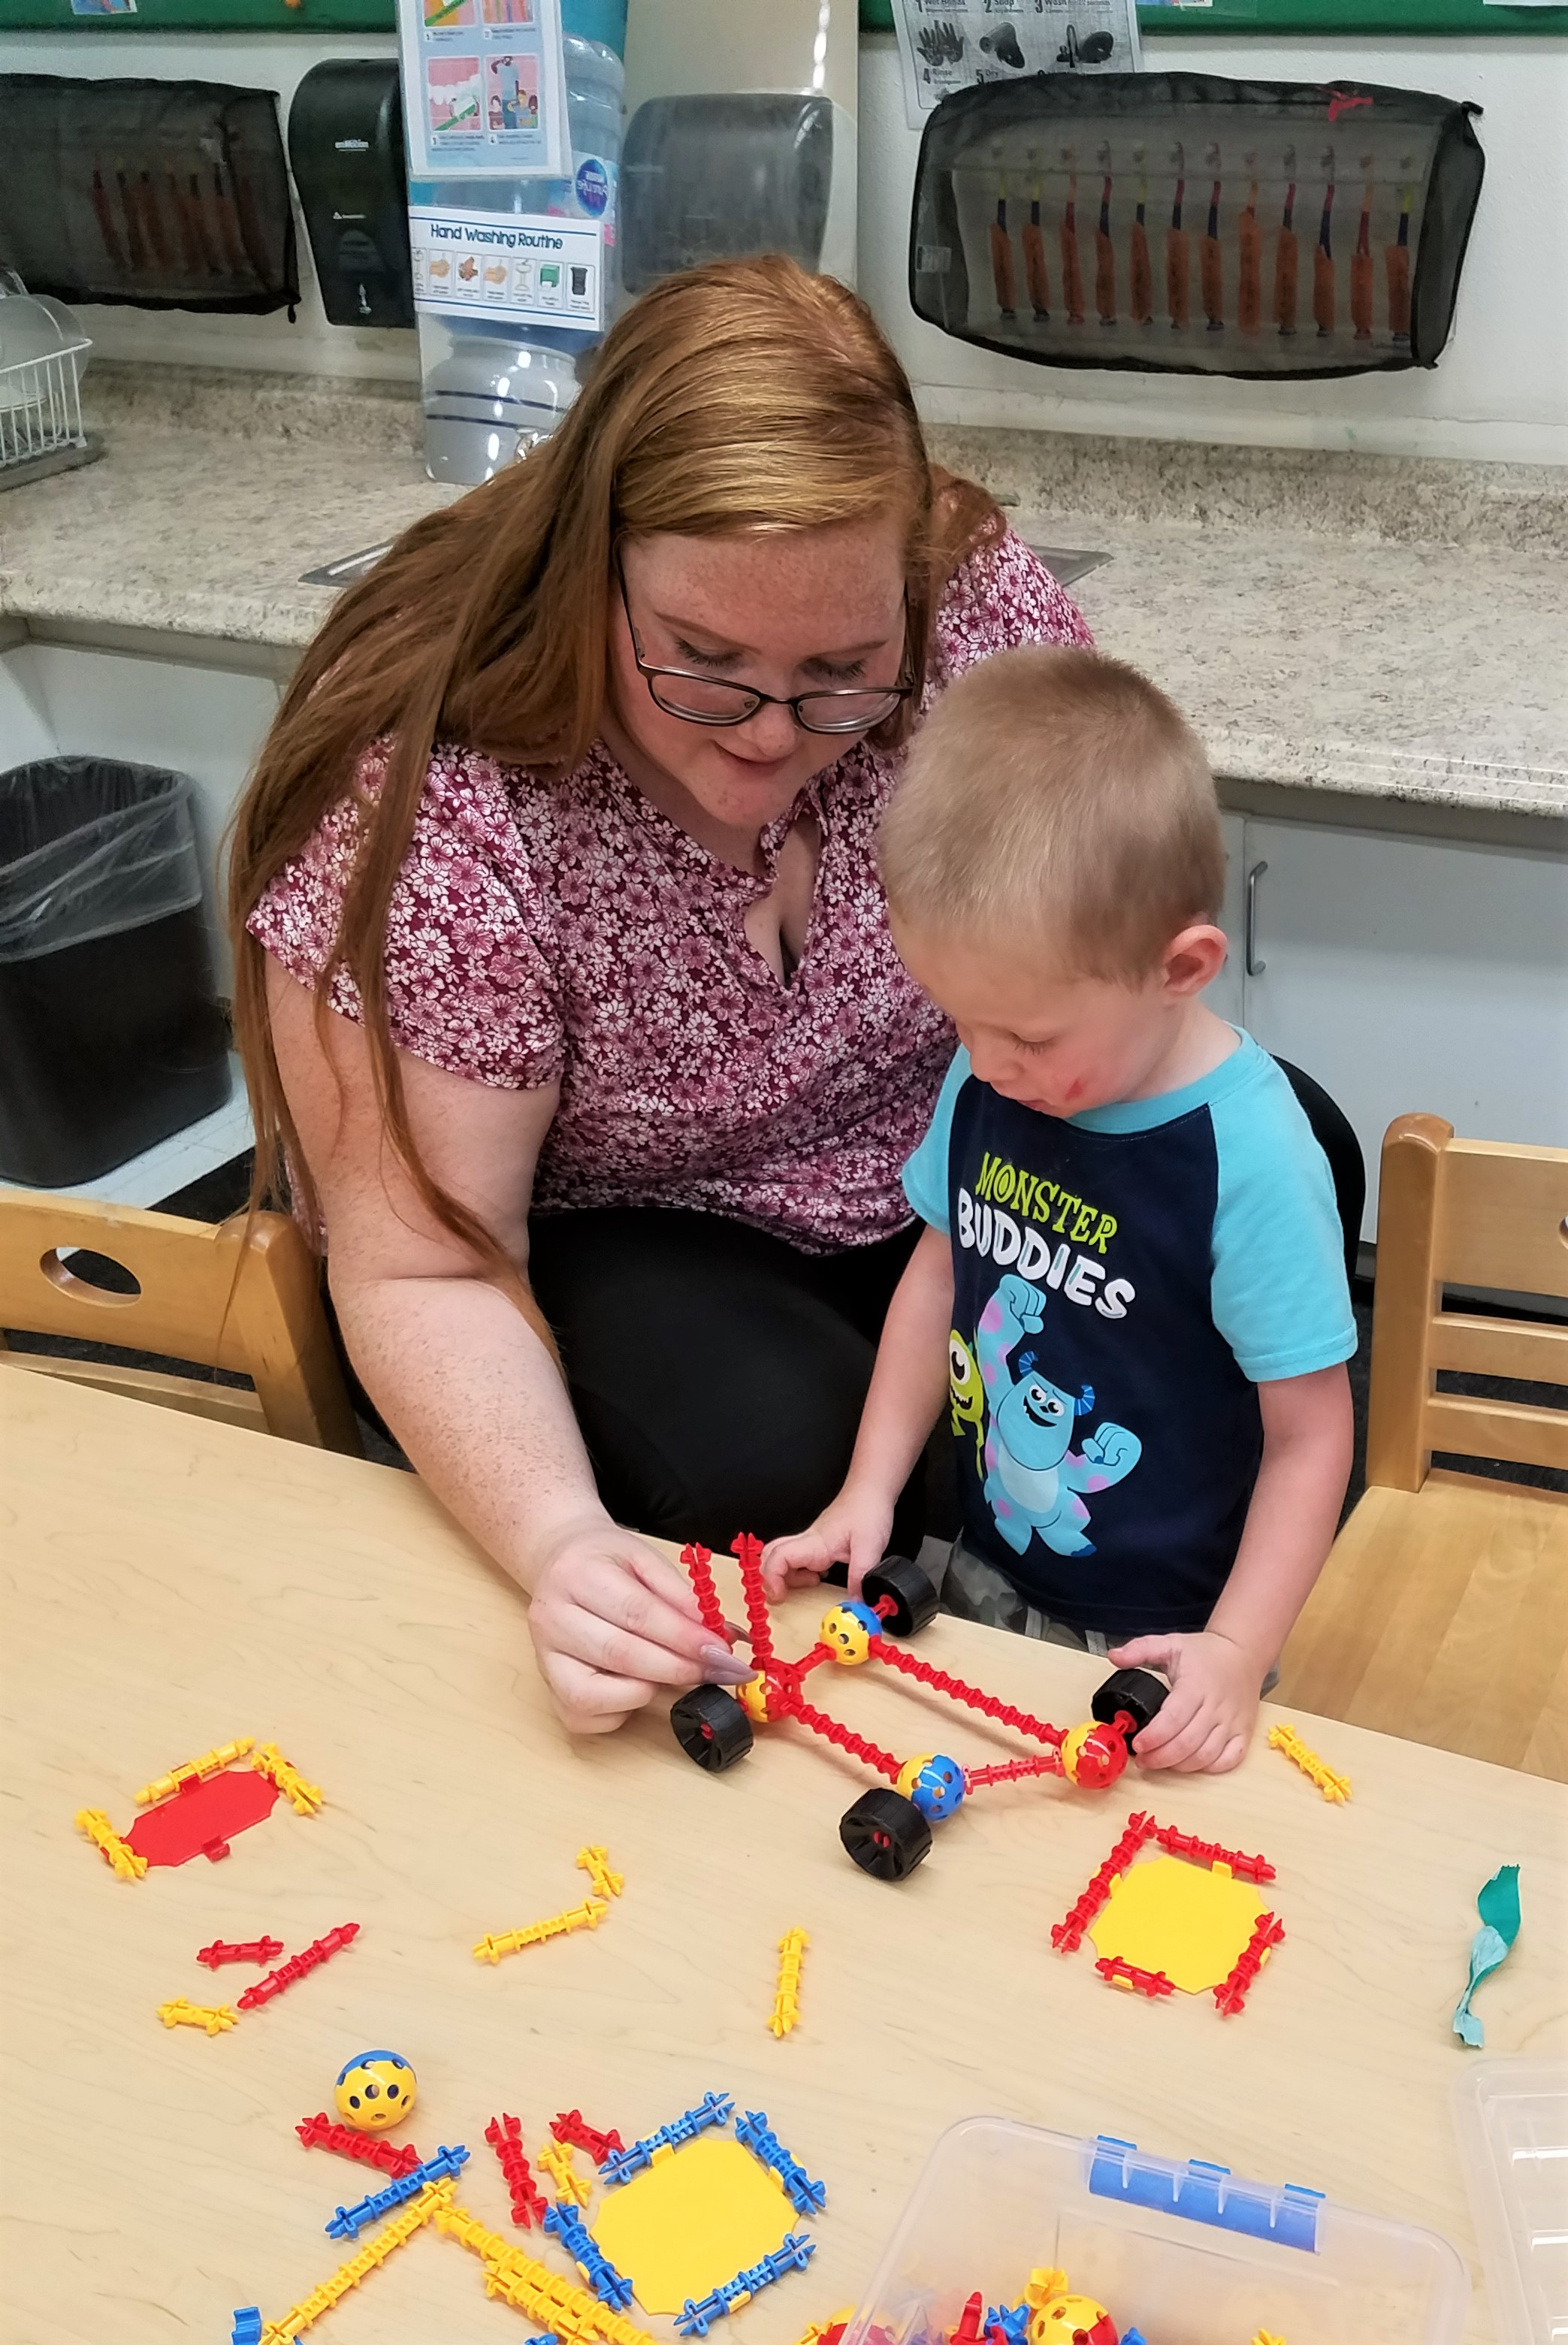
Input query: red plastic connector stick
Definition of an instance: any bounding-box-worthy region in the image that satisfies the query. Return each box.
[1213,1911,1286,2014]
[486,2112,548,2225]
[771,1685,902,1783]
[550,2110,626,2165]
[297,2112,422,2177]
[680,1544,730,1642]
[963,1754,1064,1791]
[952,2292,985,2345]
[730,1532,775,1670]
[1153,1822,1276,1884]
[1095,1955,1177,1999]
[234,1921,359,2011]
[197,1936,285,1969]
[867,1637,1066,1749]
[791,1642,836,1682]
[1050,1811,1160,1951]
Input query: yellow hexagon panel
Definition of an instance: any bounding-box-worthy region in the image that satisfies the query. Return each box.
[592,2135,795,2313]
[1087,1854,1264,1993]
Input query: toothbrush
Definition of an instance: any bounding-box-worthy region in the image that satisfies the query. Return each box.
[1313,147,1337,337]
[1385,159,1413,344]
[1273,145,1298,336]
[1023,165,1051,319]
[989,172,1017,320]
[1095,142,1116,325]
[1201,144,1224,330]
[1129,144,1153,324]
[1061,150,1086,325]
[1352,156,1375,339]
[1237,151,1261,332]
[1166,141,1189,329]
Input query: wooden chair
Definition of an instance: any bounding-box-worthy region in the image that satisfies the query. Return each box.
[1276,1114,1568,1781]
[0,1191,361,1454]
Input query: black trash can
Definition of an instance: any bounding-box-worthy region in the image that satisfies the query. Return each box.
[0,756,231,1188]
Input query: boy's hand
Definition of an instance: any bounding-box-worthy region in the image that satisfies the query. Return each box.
[761,1485,896,1600]
[1106,1628,1264,1772]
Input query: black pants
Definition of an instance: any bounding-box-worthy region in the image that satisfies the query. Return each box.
[527,1207,926,1550]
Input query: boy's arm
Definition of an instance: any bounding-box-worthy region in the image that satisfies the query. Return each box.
[1112,1362,1353,1772]
[762,1225,954,1595]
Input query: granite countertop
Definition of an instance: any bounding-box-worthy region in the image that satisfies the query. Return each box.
[2,365,1564,823]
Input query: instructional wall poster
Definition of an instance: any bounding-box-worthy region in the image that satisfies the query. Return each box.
[408,204,604,330]
[399,0,568,180]
[890,0,1141,128]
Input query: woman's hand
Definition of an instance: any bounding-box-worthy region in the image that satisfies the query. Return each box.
[761,1482,895,1600]
[526,1514,755,1733]
[1106,1629,1261,1773]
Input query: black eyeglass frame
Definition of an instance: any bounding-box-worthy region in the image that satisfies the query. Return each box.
[613,548,916,737]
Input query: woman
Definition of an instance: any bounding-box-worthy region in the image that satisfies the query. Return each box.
[231,256,1090,1735]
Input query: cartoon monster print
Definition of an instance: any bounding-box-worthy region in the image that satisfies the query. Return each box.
[948,1328,988,1477]
[974,1272,1141,1558]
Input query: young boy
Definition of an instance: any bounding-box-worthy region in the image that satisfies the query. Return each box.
[763,646,1355,1775]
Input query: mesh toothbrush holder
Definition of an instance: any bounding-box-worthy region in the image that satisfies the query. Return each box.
[0,273,103,491]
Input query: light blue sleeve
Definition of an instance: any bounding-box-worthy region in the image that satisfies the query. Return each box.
[901,1048,972,1233]
[1210,1061,1358,1383]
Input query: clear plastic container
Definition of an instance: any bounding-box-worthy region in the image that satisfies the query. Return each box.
[1454,2057,1568,2343]
[847,2117,1469,2345]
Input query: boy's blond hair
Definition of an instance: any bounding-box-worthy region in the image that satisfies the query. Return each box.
[881,645,1225,982]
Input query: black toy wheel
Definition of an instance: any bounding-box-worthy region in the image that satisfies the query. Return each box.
[670,1683,754,1772]
[838,1788,933,1881]
[1091,1666,1168,1736]
[861,1553,940,1639]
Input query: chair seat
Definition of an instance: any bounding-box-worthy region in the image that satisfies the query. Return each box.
[1276,1470,1568,1782]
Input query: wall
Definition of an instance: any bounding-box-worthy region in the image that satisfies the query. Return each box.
[0,28,419,379]
[859,29,1568,463]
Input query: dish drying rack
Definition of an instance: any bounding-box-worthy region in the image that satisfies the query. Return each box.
[0,292,102,491]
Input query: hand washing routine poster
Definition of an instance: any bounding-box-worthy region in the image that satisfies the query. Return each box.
[398,0,568,180]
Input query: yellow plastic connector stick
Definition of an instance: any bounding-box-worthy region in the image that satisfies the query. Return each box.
[1025,2271,1071,2310]
[794,2310,855,2345]
[258,2177,454,2341]
[577,1843,625,1899]
[539,2135,592,2205]
[1252,2332,1289,2345]
[134,1736,255,1806]
[433,2198,657,2345]
[769,1926,809,2038]
[251,1742,325,1816]
[75,1807,147,1880]
[1268,1722,1352,1803]
[473,1896,610,1963]
[157,1997,237,2035]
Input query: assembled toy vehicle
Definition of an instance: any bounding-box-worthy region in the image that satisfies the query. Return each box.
[668,1539,1168,1882]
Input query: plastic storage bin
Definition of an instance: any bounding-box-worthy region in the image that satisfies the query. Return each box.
[847,2117,1468,2345]
[0,757,229,1188]
[1454,2056,1568,2343]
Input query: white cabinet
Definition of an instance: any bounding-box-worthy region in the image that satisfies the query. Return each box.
[1205,810,1248,1029]
[1233,814,1568,1234]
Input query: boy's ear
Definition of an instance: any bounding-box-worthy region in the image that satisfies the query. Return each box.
[1161,922,1229,997]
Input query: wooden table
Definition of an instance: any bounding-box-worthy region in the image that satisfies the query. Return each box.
[4,1373,1566,2345]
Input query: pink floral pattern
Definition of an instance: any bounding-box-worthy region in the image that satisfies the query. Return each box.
[250,528,1090,1250]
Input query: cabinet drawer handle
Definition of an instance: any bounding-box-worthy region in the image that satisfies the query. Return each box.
[1244,860,1267,977]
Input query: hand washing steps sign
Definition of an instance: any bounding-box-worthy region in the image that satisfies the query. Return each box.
[409,201,602,328]
[398,0,567,179]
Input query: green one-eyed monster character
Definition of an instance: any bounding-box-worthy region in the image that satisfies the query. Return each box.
[949,1328,987,1476]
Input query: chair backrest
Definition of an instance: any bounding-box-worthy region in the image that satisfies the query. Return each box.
[1366,1114,1568,1492]
[0,1191,361,1453]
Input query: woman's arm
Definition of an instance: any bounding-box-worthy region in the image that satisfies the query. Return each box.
[269,963,750,1730]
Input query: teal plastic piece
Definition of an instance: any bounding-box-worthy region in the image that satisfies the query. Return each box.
[1453,1864,1521,2048]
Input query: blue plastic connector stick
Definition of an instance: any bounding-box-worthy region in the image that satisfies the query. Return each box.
[985,2304,1029,2345]
[542,2201,636,2308]
[1087,2134,1322,2253]
[326,2143,470,2239]
[231,2312,263,2345]
[736,2111,827,2216]
[675,2235,816,2335]
[602,2091,734,2186]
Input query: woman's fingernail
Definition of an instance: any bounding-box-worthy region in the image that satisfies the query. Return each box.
[701,1644,755,1684]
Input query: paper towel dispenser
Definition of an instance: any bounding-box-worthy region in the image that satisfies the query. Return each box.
[619,92,855,295]
[288,60,414,331]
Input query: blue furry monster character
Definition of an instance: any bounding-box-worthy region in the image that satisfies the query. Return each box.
[975,1272,1141,1558]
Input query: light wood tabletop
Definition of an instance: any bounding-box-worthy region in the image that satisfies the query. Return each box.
[3,1371,1566,2345]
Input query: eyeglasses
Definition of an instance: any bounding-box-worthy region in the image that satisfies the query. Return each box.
[614,551,914,736]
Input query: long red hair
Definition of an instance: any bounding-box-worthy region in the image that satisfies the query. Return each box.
[228,255,1000,1286]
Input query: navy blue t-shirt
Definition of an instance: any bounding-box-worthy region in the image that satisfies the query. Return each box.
[902,1032,1355,1637]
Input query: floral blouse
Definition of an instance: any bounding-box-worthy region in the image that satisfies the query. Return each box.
[250,528,1091,1252]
